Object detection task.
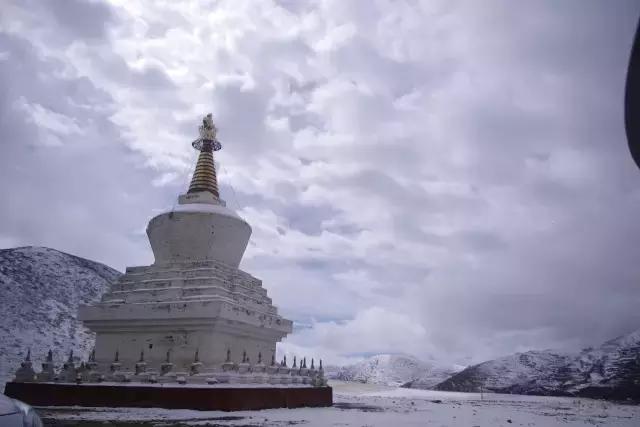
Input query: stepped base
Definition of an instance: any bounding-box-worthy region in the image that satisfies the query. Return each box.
[4,382,333,411]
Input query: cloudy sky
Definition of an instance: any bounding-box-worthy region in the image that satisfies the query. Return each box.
[2,0,640,366]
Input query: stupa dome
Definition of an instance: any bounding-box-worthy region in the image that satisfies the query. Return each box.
[146,114,251,268]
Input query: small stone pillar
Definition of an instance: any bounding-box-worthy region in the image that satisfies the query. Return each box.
[161,349,174,375]
[299,357,309,376]
[189,349,202,375]
[135,350,147,374]
[14,349,36,382]
[316,359,327,386]
[308,358,318,385]
[266,353,278,375]
[238,350,251,374]
[76,362,89,382]
[279,355,290,373]
[110,350,121,372]
[37,349,56,382]
[60,350,77,382]
[253,352,265,373]
[289,355,301,383]
[75,368,84,384]
[86,348,98,371]
[222,348,235,372]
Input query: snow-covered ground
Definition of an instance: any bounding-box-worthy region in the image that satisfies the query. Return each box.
[36,380,640,426]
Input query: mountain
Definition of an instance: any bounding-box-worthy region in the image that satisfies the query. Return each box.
[433,350,574,394]
[331,354,462,388]
[566,330,640,400]
[435,329,640,401]
[401,362,468,389]
[0,246,120,388]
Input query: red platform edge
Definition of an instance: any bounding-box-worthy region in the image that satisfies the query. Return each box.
[4,382,333,411]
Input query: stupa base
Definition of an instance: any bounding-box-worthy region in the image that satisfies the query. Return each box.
[4,382,333,411]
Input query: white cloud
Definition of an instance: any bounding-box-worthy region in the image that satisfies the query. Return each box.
[280,306,428,364]
[13,97,84,146]
[2,0,640,367]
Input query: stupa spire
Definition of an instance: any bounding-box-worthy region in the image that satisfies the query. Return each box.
[188,113,222,198]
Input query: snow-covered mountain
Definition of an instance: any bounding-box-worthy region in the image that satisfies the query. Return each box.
[331,354,462,388]
[435,329,640,401]
[0,246,120,388]
[434,350,574,394]
[401,362,468,390]
[565,330,640,399]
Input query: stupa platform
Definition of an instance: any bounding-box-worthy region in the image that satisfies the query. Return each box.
[4,382,333,411]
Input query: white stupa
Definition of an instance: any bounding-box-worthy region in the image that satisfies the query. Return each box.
[7,114,330,411]
[78,114,293,372]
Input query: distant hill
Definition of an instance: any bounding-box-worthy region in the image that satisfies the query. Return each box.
[0,246,120,388]
[331,353,462,388]
[435,329,640,401]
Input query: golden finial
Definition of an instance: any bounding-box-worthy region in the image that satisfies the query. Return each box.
[188,113,221,197]
[192,113,222,151]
